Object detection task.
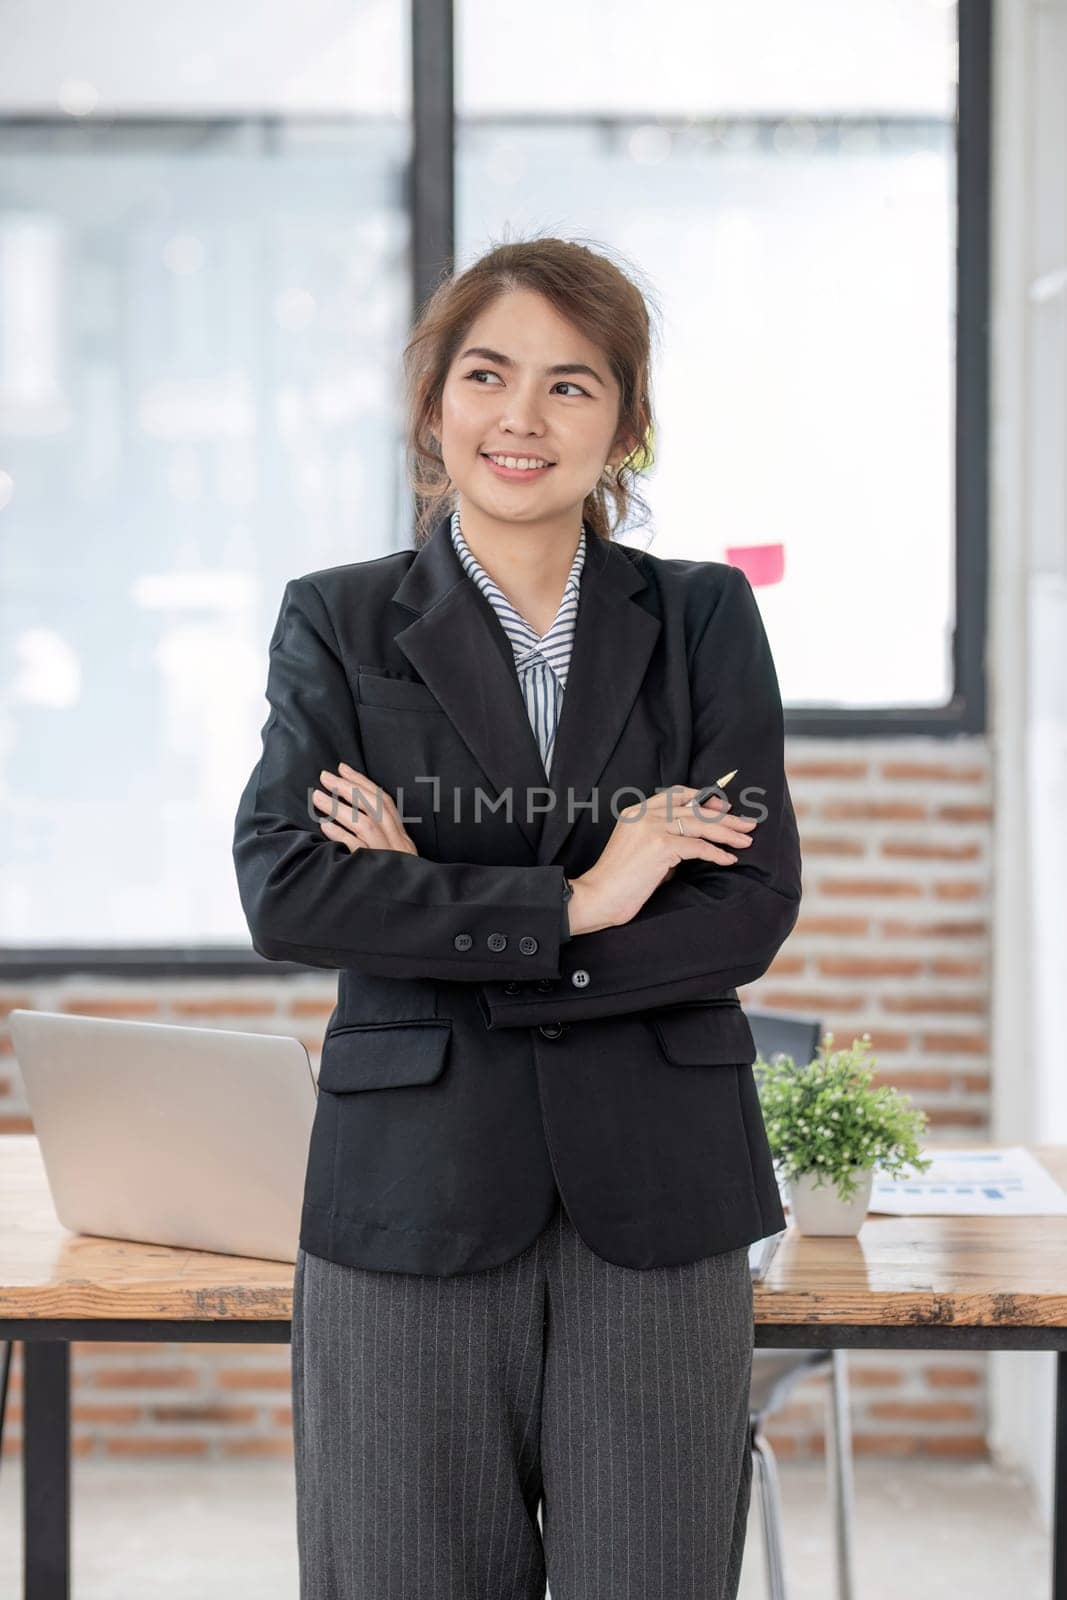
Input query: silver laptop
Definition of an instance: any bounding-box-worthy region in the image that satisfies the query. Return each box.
[8,1009,317,1264]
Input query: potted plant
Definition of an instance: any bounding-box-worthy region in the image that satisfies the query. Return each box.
[754,1031,934,1236]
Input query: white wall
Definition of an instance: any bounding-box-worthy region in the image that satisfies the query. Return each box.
[989,0,1067,1525]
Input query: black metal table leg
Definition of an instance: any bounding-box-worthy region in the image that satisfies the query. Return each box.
[8,1318,289,1597]
[9,1319,1063,1594]
[1056,1349,1067,1600]
[23,1340,69,1600]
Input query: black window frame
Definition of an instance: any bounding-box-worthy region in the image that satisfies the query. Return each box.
[0,0,990,978]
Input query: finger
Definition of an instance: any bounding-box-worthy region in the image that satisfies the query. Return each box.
[675,836,739,866]
[312,791,361,834]
[318,772,392,840]
[654,783,713,808]
[702,809,756,827]
[654,786,756,827]
[321,767,389,822]
[664,805,754,849]
[694,806,757,835]
[336,763,398,818]
[338,767,416,853]
[670,786,760,828]
[693,797,759,827]
[697,819,755,848]
[312,787,389,847]
[319,764,385,819]
[331,765,406,843]
[319,818,361,854]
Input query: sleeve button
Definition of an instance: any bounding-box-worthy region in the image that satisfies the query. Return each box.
[519,935,539,955]
[453,933,473,951]
[571,968,590,988]
[487,932,507,952]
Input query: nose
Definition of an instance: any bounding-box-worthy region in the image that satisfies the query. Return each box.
[498,383,548,438]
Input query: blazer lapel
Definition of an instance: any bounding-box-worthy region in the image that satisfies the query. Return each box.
[535,532,660,865]
[389,511,661,865]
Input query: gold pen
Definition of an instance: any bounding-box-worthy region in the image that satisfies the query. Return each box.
[692,770,737,809]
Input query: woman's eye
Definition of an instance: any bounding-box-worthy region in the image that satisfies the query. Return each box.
[464,369,588,397]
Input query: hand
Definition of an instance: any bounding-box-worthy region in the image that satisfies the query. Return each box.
[570,787,758,932]
[311,762,420,857]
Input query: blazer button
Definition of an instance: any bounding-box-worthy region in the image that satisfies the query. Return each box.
[453,933,473,951]
[487,932,507,952]
[539,1022,565,1039]
[518,935,539,955]
[571,969,590,988]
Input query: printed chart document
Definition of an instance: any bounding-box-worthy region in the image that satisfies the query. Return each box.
[866,1146,1067,1216]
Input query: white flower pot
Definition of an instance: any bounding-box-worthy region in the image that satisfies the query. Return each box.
[785,1165,874,1236]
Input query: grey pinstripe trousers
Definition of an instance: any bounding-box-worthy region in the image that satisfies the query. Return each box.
[290,1195,754,1599]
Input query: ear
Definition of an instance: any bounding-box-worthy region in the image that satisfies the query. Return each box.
[609,427,642,470]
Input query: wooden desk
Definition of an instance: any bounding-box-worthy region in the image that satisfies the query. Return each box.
[3,1135,1067,1598]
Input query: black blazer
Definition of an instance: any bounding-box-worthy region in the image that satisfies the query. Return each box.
[233,511,802,1275]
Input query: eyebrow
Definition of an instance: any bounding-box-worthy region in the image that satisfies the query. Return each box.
[458,346,607,388]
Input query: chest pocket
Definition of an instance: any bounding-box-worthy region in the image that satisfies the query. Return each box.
[356,670,525,864]
[352,671,454,854]
[357,671,445,713]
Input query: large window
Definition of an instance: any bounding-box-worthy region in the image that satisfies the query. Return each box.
[0,4,411,954]
[457,0,979,726]
[0,0,988,966]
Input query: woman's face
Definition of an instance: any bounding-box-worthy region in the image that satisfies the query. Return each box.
[435,288,634,532]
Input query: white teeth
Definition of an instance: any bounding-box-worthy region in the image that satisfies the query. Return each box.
[486,454,551,470]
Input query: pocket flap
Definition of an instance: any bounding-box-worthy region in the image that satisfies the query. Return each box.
[357,671,442,711]
[317,1021,452,1092]
[651,1004,757,1066]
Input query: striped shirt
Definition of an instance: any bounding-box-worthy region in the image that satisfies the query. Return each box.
[449,507,586,941]
[449,509,586,780]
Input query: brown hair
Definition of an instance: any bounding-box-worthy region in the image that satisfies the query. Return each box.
[403,232,660,546]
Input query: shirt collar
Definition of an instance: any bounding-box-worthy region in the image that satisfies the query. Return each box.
[449,509,586,686]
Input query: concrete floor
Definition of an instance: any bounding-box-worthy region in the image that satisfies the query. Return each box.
[0,1454,1049,1597]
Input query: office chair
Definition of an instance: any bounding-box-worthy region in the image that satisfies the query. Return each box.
[746,1010,857,1600]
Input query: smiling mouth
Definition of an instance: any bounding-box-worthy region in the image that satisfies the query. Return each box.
[481,453,556,473]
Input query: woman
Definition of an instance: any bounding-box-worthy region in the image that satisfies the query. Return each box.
[233,236,802,1600]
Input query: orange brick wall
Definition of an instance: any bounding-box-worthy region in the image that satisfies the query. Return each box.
[0,735,992,1462]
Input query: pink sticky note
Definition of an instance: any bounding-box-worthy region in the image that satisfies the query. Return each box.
[724,544,784,587]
